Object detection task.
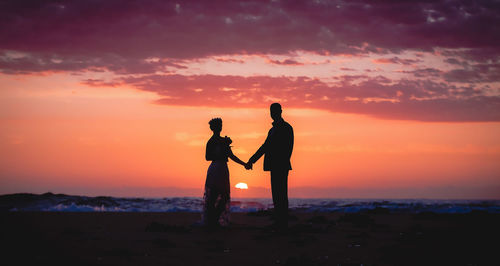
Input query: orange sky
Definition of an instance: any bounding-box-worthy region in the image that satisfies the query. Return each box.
[1,1,500,199]
[1,73,499,198]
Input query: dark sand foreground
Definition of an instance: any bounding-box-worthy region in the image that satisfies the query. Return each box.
[2,211,499,265]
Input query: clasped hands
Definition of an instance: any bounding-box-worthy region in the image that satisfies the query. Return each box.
[244,161,253,170]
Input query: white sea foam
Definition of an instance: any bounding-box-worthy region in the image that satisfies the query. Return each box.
[3,193,499,213]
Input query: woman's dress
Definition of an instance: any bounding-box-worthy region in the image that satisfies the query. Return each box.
[202,136,231,226]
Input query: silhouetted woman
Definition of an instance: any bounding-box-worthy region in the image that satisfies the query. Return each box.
[203,118,246,228]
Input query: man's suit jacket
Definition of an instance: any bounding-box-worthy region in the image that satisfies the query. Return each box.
[249,118,294,171]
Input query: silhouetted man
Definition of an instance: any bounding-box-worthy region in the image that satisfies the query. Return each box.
[246,103,294,229]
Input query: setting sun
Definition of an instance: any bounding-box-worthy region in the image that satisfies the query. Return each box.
[235,183,248,190]
[0,0,499,201]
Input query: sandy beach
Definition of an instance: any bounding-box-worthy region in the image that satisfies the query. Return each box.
[2,210,499,266]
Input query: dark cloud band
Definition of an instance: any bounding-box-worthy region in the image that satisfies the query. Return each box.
[2,0,499,121]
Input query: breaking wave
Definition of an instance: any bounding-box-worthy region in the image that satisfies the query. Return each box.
[1,193,499,213]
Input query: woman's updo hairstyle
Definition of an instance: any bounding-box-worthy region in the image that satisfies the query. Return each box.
[209,117,222,132]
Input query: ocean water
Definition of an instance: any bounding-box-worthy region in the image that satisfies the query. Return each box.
[1,193,499,213]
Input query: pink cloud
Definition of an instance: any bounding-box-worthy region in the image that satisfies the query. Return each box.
[215,58,245,64]
[267,59,304,66]
[84,74,500,122]
[373,57,422,65]
[2,0,499,122]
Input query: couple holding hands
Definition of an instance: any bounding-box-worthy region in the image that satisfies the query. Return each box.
[203,103,294,230]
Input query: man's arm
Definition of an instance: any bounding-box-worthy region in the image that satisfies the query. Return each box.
[248,143,265,164]
[248,129,271,164]
[288,125,294,159]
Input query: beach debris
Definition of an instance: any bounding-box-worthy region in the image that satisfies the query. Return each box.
[348,243,361,248]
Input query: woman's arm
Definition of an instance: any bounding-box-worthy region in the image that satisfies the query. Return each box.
[205,140,214,161]
[228,147,246,166]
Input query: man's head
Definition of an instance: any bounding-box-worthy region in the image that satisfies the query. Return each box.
[270,103,282,121]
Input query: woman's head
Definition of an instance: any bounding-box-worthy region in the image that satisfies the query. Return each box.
[209,117,222,133]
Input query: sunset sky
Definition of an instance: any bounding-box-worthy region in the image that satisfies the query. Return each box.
[1,0,499,199]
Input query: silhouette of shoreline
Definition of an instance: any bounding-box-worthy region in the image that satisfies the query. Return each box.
[1,192,499,212]
[2,184,498,199]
